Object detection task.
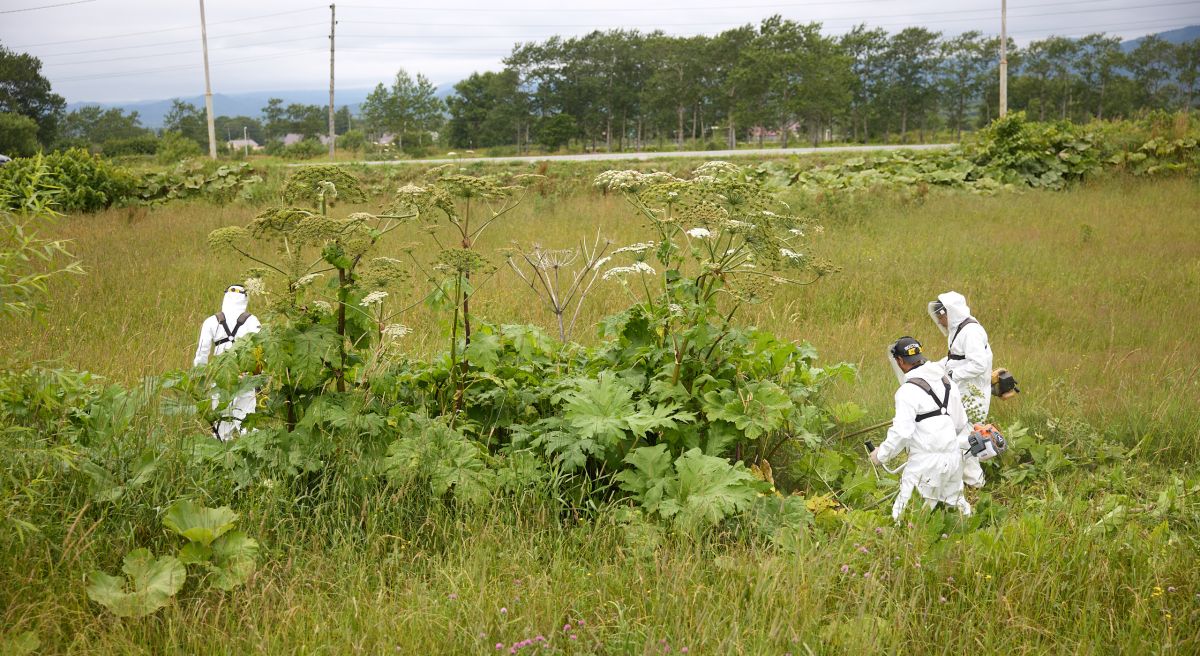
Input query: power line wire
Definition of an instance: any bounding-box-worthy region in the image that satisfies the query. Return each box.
[50,46,326,83]
[41,35,324,68]
[9,6,325,48]
[334,1,1195,30]
[31,22,329,58]
[0,0,95,14]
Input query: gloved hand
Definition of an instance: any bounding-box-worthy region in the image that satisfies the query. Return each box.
[869,448,881,465]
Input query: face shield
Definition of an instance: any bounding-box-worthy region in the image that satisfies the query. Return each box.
[887,336,927,384]
[928,300,949,336]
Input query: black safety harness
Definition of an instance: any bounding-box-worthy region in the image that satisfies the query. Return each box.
[906,375,953,422]
[946,317,979,361]
[213,311,251,348]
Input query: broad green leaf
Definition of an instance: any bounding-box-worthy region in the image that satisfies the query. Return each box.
[464,331,501,371]
[177,542,212,565]
[0,631,39,656]
[670,448,766,530]
[86,549,186,618]
[616,444,676,513]
[209,530,259,591]
[163,500,238,547]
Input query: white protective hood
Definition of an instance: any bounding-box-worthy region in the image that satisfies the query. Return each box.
[928,291,971,338]
[221,288,249,319]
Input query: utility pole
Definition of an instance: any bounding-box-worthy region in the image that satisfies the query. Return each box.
[328,3,336,160]
[243,125,249,157]
[999,0,1008,117]
[199,0,217,159]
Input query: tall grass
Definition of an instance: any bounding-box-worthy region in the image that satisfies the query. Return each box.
[1,173,1197,654]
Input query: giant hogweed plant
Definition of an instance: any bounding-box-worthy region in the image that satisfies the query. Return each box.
[390,173,527,411]
[206,166,413,430]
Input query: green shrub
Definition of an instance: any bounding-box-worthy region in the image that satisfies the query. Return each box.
[0,112,41,158]
[0,148,138,213]
[102,135,158,157]
[156,131,203,165]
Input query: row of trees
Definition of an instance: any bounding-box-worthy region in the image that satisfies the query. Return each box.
[442,21,1200,151]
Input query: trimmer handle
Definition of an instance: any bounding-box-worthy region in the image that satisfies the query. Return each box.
[864,440,875,453]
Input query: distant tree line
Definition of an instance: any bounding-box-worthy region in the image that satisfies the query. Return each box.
[2,22,1199,158]
[443,20,1200,151]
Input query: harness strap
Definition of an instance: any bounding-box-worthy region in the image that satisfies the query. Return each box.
[947,354,966,360]
[949,317,979,348]
[907,375,952,422]
[213,311,252,348]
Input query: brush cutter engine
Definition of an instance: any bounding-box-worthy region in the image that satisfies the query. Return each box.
[966,423,1007,461]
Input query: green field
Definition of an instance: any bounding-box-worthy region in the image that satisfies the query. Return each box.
[1,168,1198,653]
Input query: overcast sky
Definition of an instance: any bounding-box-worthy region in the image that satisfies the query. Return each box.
[1,0,1196,103]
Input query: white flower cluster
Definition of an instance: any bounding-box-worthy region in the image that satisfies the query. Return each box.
[294,272,323,288]
[611,242,656,255]
[686,227,712,239]
[789,228,805,236]
[694,161,740,177]
[780,248,804,260]
[243,277,267,297]
[396,183,426,195]
[382,323,411,340]
[602,261,656,280]
[593,170,680,192]
[313,300,333,313]
[724,219,757,230]
[361,290,389,307]
[668,303,684,316]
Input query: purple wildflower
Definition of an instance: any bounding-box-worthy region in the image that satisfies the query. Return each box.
[495,643,504,650]
[840,564,850,574]
[500,607,508,615]
[570,634,578,641]
[863,571,872,579]
[564,624,572,632]
[448,593,458,600]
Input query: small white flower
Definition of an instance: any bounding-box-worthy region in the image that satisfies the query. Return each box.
[361,291,389,307]
[780,248,803,260]
[382,323,411,340]
[668,304,684,316]
[593,256,611,269]
[611,241,656,255]
[633,262,655,274]
[686,227,712,239]
[243,277,267,297]
[789,228,805,236]
[313,300,333,313]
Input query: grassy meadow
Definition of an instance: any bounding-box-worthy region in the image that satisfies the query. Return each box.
[1,166,1198,653]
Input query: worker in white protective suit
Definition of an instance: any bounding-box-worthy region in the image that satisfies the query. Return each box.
[870,336,972,522]
[193,284,261,441]
[929,291,992,488]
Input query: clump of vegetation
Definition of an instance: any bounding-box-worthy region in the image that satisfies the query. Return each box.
[783,112,1199,196]
[137,161,264,205]
[0,148,138,213]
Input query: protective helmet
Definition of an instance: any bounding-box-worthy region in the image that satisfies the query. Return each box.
[226,284,247,295]
[930,300,946,316]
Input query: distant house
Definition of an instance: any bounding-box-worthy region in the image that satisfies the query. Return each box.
[228,138,261,151]
[281,133,306,146]
[375,133,397,146]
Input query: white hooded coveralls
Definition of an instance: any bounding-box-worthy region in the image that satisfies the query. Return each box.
[193,289,261,441]
[878,360,972,521]
[929,291,992,488]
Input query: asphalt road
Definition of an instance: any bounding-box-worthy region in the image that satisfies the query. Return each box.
[345,143,955,166]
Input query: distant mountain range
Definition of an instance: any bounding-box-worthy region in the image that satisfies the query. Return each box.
[68,25,1198,129]
[1120,24,1200,52]
[65,84,458,129]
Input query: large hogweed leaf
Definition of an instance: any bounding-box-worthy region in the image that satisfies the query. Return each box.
[701,380,791,440]
[86,549,186,618]
[619,446,768,531]
[384,416,496,505]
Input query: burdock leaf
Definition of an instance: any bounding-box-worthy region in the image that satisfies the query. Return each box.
[208,530,259,591]
[163,500,238,547]
[86,549,186,618]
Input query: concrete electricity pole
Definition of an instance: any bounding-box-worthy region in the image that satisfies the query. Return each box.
[328,3,336,160]
[199,0,217,159]
[999,0,1008,117]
